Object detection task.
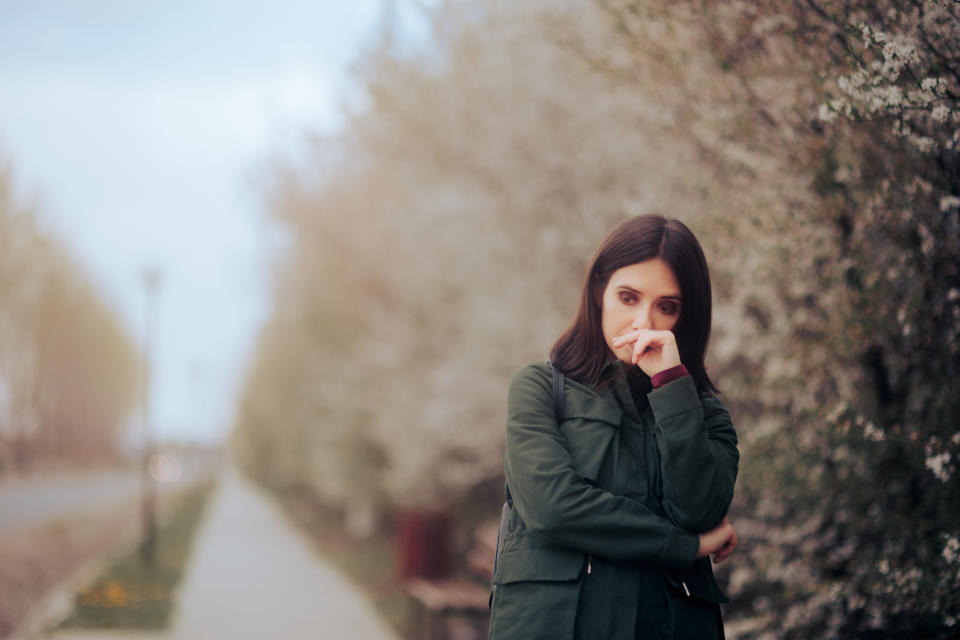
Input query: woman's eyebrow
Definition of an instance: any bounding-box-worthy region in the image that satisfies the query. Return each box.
[616,285,680,300]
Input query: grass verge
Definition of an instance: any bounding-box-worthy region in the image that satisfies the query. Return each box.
[55,479,216,631]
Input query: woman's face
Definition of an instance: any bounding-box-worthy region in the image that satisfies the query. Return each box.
[601,258,682,363]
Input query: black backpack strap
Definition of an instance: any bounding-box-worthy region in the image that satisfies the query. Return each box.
[490,500,511,607]
[548,359,565,423]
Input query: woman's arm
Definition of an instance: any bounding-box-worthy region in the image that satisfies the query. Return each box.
[505,364,700,569]
[648,375,739,532]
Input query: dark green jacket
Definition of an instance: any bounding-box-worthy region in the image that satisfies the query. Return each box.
[489,361,739,640]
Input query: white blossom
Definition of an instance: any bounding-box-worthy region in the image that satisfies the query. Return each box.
[909,134,936,153]
[943,535,960,564]
[940,196,960,212]
[862,421,885,442]
[921,77,943,93]
[925,451,952,482]
[818,102,838,123]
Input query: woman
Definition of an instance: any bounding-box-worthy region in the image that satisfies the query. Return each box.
[489,215,739,640]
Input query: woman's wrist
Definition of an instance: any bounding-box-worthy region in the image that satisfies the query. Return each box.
[651,364,689,388]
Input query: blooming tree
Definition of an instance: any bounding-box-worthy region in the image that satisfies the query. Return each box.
[0,158,140,470]
[234,1,959,635]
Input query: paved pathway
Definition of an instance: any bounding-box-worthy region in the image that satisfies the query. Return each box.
[169,468,399,640]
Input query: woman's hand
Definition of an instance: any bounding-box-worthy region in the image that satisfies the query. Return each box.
[611,329,681,377]
[696,517,738,564]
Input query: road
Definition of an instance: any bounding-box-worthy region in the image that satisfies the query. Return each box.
[0,469,142,538]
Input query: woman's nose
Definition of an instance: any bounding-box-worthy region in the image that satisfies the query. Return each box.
[631,305,652,330]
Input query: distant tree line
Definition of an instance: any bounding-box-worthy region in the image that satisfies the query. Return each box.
[232,1,959,636]
[0,157,140,472]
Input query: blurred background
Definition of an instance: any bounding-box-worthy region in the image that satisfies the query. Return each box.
[0,1,958,639]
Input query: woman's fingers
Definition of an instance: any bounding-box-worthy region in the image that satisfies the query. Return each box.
[714,542,734,563]
[713,523,738,564]
[611,331,642,347]
[631,333,661,364]
[611,330,681,375]
[612,330,660,351]
[697,519,734,559]
[612,329,672,347]
[713,539,733,563]
[632,331,677,366]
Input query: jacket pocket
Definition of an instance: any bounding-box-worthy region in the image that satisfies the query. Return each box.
[493,545,585,584]
[558,404,622,483]
[490,547,585,640]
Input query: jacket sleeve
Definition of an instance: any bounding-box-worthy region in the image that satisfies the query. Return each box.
[648,375,739,533]
[504,364,699,569]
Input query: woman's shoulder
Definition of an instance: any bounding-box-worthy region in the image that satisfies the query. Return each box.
[507,361,556,405]
[513,360,552,378]
[509,361,552,390]
[509,361,604,403]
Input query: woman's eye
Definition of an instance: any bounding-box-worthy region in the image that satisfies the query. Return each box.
[618,292,637,304]
[658,301,680,315]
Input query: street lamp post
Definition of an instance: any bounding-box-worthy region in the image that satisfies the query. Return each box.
[140,267,161,566]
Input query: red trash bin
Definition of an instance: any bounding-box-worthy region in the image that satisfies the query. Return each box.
[396,509,452,579]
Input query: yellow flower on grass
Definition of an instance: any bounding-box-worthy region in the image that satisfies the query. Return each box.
[102,580,131,608]
[79,589,102,607]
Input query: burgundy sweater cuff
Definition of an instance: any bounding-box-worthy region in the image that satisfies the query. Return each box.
[651,364,689,388]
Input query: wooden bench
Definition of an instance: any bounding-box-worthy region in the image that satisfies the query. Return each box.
[403,522,498,640]
[403,577,491,640]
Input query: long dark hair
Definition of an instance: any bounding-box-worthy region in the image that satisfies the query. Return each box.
[549,214,718,393]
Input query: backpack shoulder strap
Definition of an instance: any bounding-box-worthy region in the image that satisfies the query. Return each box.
[548,359,565,423]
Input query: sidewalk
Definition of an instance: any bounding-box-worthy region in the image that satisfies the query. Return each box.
[47,468,400,640]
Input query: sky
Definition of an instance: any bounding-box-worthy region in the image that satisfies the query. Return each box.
[0,0,418,443]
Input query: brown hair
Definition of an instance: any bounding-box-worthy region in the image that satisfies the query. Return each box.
[549,214,718,393]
